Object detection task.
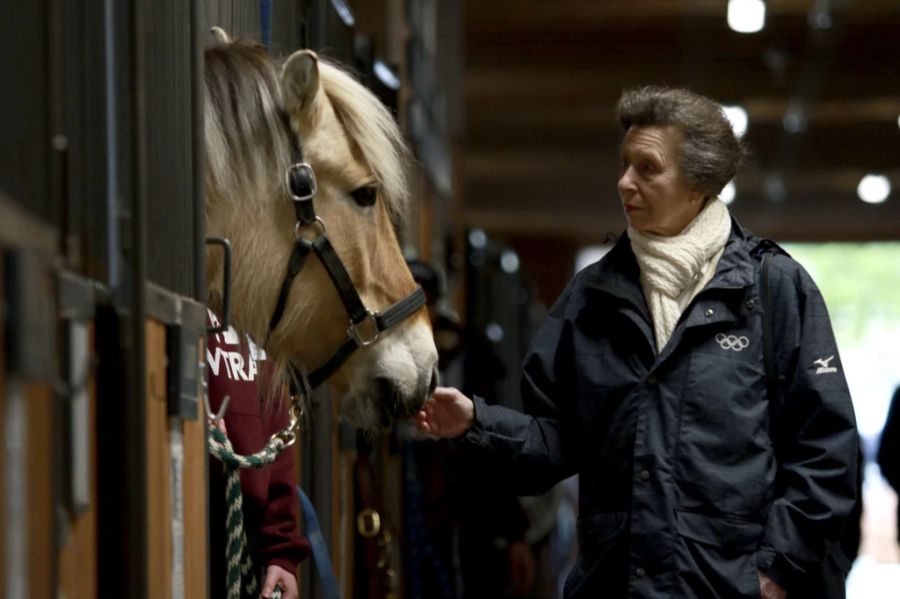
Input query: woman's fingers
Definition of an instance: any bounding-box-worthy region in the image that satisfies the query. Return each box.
[414,410,432,434]
[432,386,460,402]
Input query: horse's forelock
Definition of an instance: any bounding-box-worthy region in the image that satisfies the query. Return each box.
[316,59,411,229]
[203,41,292,208]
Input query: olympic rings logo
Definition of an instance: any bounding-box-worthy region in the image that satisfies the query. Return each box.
[715,333,750,352]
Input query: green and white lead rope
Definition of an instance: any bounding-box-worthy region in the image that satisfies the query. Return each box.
[209,425,289,599]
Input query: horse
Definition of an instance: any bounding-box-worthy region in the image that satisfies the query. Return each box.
[203,30,438,430]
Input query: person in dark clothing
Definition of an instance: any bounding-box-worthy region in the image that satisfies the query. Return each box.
[207,310,310,598]
[878,386,900,545]
[415,87,858,598]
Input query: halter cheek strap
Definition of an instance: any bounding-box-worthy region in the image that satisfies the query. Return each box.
[266,158,426,394]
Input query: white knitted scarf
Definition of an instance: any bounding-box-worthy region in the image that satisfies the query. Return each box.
[628,199,732,352]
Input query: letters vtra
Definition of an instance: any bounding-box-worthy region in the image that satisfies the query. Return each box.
[207,310,266,382]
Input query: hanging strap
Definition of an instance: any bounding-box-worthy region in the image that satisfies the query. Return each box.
[298,486,343,599]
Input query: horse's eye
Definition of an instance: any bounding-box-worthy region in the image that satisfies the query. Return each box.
[350,186,377,207]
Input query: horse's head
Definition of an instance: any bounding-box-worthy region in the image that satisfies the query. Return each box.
[203,33,438,429]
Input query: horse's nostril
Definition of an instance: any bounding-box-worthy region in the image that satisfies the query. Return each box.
[375,376,397,399]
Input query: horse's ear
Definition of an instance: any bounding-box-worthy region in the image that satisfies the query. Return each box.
[210,26,230,44]
[282,50,320,115]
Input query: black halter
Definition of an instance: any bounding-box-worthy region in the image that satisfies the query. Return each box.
[267,151,426,393]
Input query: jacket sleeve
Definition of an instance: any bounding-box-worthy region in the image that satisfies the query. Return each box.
[456,288,579,496]
[757,258,858,590]
[878,387,900,492]
[257,399,311,573]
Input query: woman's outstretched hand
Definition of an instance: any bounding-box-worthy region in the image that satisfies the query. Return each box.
[414,386,475,438]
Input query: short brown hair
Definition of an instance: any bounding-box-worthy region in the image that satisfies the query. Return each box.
[616,86,746,197]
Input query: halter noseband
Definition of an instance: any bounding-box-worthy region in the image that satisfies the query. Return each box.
[266,155,426,393]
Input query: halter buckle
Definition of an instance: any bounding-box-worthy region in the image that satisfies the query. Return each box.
[348,311,380,347]
[286,162,317,201]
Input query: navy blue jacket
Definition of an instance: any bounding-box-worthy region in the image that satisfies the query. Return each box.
[458,221,858,598]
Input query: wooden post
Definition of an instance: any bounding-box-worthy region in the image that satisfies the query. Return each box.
[57,320,99,599]
[144,286,209,599]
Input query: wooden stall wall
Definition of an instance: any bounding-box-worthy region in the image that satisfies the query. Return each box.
[0,197,60,599]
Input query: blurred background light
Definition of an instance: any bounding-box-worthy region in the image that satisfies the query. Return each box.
[468,228,487,249]
[374,60,400,90]
[764,173,787,203]
[727,0,766,33]
[723,105,748,137]
[783,104,808,133]
[857,174,891,204]
[485,322,504,343]
[500,250,520,274]
[720,180,736,205]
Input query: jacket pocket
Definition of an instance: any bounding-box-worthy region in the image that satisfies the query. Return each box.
[675,510,762,598]
[564,512,628,598]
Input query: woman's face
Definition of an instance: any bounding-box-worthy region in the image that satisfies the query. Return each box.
[617,125,705,236]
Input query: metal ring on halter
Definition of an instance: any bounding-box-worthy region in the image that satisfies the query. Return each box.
[294,216,326,241]
[348,311,380,347]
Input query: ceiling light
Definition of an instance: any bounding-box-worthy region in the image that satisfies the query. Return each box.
[720,181,736,205]
[468,229,487,249]
[374,60,401,90]
[330,0,355,27]
[764,174,786,203]
[808,0,833,30]
[485,322,504,343]
[808,10,832,30]
[500,251,520,274]
[783,105,807,133]
[728,0,766,34]
[857,174,890,204]
[723,105,748,137]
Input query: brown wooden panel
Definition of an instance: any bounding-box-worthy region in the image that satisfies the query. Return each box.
[57,323,98,599]
[0,257,5,599]
[145,320,172,599]
[182,339,208,599]
[24,382,54,599]
[341,445,355,595]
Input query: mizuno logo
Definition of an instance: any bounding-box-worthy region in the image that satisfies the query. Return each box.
[814,355,837,374]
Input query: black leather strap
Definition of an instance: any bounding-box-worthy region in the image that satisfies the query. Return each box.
[268,238,313,339]
[287,163,317,225]
[308,337,359,389]
[312,236,369,324]
[375,287,426,331]
[306,287,426,389]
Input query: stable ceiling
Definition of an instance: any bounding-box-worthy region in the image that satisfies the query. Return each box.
[461,0,900,244]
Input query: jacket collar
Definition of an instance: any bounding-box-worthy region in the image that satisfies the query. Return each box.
[585,217,756,300]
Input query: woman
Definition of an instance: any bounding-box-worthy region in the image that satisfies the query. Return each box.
[416,87,858,598]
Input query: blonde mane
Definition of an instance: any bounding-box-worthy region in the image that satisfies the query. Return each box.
[316,58,411,226]
[203,41,292,210]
